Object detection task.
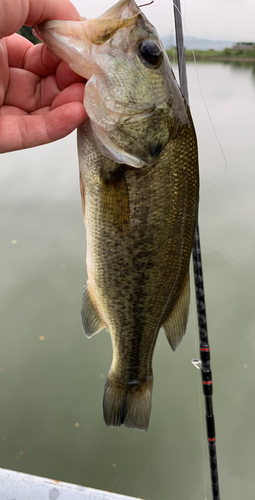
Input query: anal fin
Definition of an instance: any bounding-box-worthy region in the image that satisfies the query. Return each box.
[162,272,190,351]
[81,282,106,338]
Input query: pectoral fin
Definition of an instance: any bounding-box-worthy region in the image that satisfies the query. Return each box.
[81,282,106,338]
[162,272,190,351]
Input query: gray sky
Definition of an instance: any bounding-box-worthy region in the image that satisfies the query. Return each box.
[71,0,255,42]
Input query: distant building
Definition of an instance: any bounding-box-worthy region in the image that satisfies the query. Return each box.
[232,42,255,50]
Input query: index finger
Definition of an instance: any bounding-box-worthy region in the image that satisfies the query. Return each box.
[0,0,80,38]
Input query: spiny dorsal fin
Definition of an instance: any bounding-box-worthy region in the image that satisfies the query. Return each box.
[162,272,190,351]
[81,282,106,338]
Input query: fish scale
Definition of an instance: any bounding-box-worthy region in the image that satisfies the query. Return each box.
[35,0,199,430]
[79,120,198,412]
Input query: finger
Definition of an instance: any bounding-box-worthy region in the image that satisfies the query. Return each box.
[6,35,86,86]
[0,102,87,153]
[6,34,61,75]
[25,0,80,26]
[4,66,85,113]
[50,83,85,110]
[0,39,9,106]
[29,82,85,114]
[5,34,32,69]
[56,61,86,91]
[0,83,85,116]
[0,106,27,116]
[4,68,60,112]
[0,0,80,39]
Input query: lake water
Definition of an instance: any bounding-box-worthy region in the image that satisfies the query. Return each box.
[0,62,255,500]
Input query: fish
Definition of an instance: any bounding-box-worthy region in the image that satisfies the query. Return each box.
[34,0,199,431]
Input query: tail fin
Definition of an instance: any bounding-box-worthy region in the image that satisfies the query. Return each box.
[103,375,153,431]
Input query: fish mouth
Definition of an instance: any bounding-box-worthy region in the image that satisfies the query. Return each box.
[33,0,140,80]
[33,0,165,167]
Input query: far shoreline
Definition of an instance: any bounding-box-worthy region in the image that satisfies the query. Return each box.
[184,56,255,62]
[166,48,255,63]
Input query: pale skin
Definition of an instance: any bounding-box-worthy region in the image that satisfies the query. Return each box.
[0,0,87,153]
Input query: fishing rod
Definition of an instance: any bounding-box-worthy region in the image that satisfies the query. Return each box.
[172,2,220,499]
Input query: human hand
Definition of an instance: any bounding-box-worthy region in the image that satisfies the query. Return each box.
[0,0,87,154]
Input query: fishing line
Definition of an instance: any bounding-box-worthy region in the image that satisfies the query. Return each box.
[191,63,228,193]
[173,1,220,499]
[167,0,228,192]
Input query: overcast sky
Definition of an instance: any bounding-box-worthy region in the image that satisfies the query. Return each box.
[70,0,255,42]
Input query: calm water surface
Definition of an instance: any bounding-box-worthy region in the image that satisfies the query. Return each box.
[0,62,255,499]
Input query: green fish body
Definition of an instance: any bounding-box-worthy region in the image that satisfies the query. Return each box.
[35,0,199,431]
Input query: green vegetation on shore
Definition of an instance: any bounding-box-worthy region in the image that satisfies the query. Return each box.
[166,47,255,62]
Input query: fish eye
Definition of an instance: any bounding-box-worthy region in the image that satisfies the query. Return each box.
[138,39,163,68]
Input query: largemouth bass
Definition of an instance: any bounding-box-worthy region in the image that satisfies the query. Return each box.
[35,0,199,431]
